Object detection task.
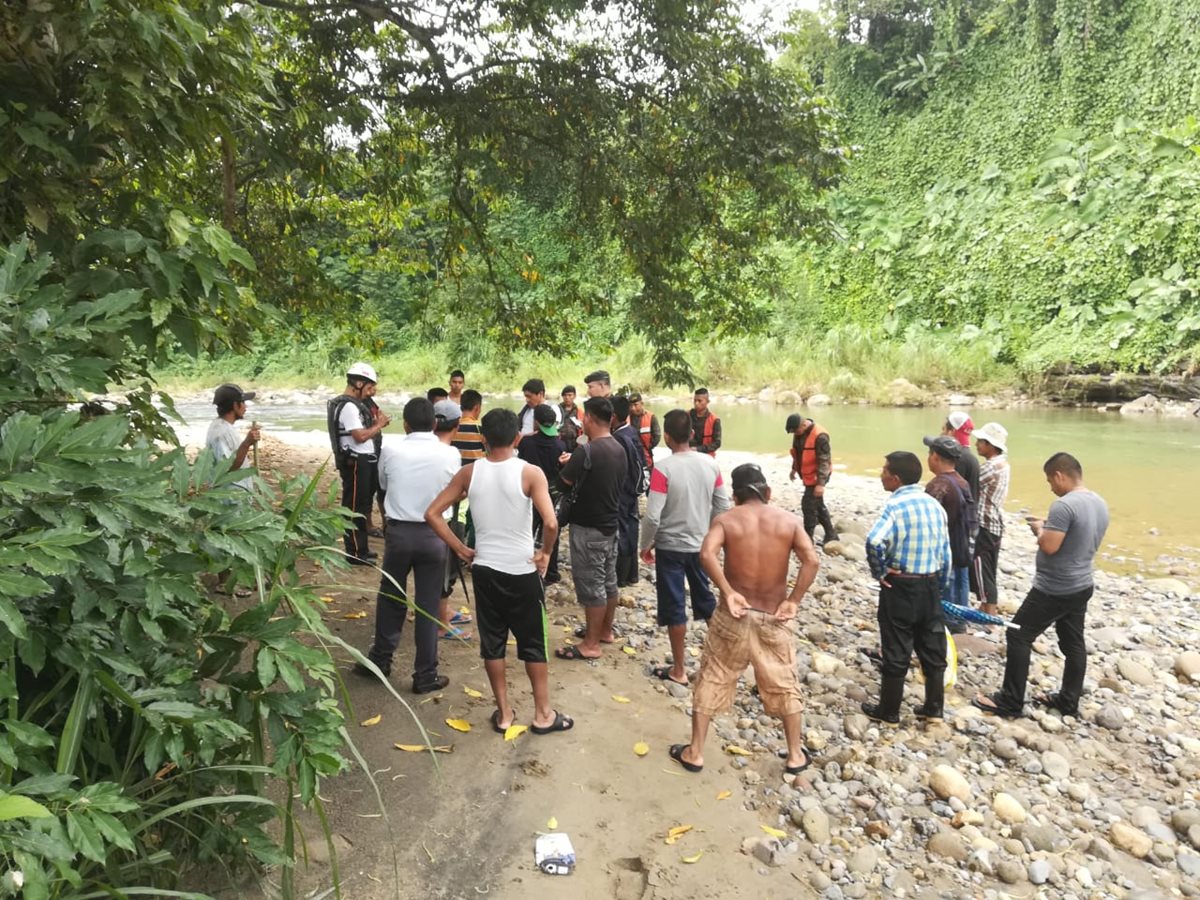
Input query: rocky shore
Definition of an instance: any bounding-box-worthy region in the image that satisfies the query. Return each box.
[542,450,1200,897]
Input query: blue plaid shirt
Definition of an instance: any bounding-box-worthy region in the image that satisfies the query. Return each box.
[865,484,951,591]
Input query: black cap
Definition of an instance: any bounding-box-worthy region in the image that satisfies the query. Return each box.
[923,435,962,460]
[785,413,803,433]
[213,383,255,406]
[628,392,643,403]
[584,369,610,385]
[731,463,769,501]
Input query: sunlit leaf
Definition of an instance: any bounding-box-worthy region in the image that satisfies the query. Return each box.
[682,850,704,863]
[445,718,471,733]
[504,724,528,742]
[633,742,649,757]
[360,714,382,727]
[760,825,787,839]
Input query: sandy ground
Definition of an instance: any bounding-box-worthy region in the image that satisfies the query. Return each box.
[231,436,802,900]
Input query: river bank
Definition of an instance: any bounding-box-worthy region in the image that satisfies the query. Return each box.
[219,432,1200,898]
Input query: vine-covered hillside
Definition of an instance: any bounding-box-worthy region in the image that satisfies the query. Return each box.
[791,0,1200,375]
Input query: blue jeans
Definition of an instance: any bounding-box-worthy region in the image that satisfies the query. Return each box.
[942,567,969,607]
[654,548,716,627]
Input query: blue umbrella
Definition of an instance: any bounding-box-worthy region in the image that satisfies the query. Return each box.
[942,601,1020,630]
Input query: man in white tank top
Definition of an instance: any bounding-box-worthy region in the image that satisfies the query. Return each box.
[426,409,575,736]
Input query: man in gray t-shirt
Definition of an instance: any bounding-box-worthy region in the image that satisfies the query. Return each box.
[973,452,1108,719]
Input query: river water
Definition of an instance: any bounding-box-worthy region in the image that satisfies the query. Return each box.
[172,397,1200,575]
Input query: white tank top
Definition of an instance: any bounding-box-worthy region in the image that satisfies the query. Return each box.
[468,456,535,575]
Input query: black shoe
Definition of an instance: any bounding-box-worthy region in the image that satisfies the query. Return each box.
[543,573,561,585]
[413,675,450,694]
[348,556,375,567]
[352,660,390,679]
[914,704,945,720]
[861,701,900,725]
[364,550,378,560]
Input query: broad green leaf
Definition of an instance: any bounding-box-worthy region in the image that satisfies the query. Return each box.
[0,792,53,821]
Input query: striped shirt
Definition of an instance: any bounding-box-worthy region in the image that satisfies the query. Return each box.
[977,455,1010,537]
[865,484,951,590]
[451,417,485,464]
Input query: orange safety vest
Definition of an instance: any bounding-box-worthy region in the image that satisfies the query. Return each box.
[631,411,654,466]
[694,411,718,455]
[797,424,828,486]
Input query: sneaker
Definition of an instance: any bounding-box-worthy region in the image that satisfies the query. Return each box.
[413,675,450,694]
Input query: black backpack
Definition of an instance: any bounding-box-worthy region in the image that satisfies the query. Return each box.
[326,395,371,469]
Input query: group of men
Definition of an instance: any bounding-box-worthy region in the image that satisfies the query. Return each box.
[205,373,1110,774]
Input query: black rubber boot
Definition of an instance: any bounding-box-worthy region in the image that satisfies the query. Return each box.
[862,674,905,725]
[915,670,945,720]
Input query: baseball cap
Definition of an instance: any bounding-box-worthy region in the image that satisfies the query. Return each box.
[533,403,559,436]
[628,392,643,404]
[946,411,974,446]
[433,399,462,423]
[923,435,963,460]
[584,369,610,385]
[213,383,255,406]
[974,422,1008,453]
[731,463,769,501]
[785,413,803,433]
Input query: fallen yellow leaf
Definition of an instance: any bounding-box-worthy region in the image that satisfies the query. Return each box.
[463,686,484,699]
[682,851,704,864]
[360,714,382,727]
[664,824,693,845]
[760,825,787,839]
[504,724,528,742]
[611,695,632,704]
[445,718,471,733]
[394,744,453,753]
[725,745,752,757]
[343,611,368,619]
[547,816,558,830]
[622,646,636,655]
[319,595,336,603]
[633,742,649,757]
[688,647,700,658]
[716,790,732,800]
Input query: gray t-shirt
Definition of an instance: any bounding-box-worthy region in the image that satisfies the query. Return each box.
[1034,490,1109,594]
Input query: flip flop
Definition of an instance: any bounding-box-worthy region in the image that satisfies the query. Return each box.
[783,751,813,776]
[651,665,689,687]
[440,627,473,641]
[449,611,473,626]
[669,743,703,773]
[572,624,616,643]
[490,708,516,734]
[970,695,1022,718]
[555,645,599,661]
[531,710,574,735]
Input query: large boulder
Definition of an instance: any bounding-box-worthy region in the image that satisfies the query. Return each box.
[1119,393,1160,415]
[885,378,927,407]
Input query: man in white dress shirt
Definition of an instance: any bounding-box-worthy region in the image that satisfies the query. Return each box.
[358,397,460,693]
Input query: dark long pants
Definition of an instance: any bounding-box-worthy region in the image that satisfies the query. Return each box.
[616,492,639,584]
[878,575,947,681]
[801,485,838,542]
[994,585,1092,714]
[970,528,1001,606]
[340,457,376,559]
[532,510,560,579]
[369,521,447,684]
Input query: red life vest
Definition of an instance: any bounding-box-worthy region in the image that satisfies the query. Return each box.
[631,411,654,466]
[797,424,828,486]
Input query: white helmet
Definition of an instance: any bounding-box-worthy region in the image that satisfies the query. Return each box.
[347,362,378,384]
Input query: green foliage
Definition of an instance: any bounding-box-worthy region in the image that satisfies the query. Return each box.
[785,0,1200,377]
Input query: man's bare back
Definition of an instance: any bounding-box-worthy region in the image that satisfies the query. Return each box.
[701,499,819,620]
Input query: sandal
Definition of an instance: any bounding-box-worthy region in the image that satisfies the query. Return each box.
[555,645,599,661]
[668,743,703,773]
[651,665,689,687]
[440,627,473,641]
[490,708,515,734]
[572,624,617,643]
[970,694,1022,718]
[531,710,574,735]
[449,611,473,626]
[783,751,813,776]
[1031,692,1079,717]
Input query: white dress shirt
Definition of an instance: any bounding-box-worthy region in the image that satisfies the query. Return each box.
[378,432,460,522]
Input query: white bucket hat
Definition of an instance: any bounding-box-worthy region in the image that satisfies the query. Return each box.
[974,422,1008,453]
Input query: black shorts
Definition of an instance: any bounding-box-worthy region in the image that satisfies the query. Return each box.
[471,565,548,663]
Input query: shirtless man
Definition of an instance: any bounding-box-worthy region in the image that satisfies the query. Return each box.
[668,464,820,776]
